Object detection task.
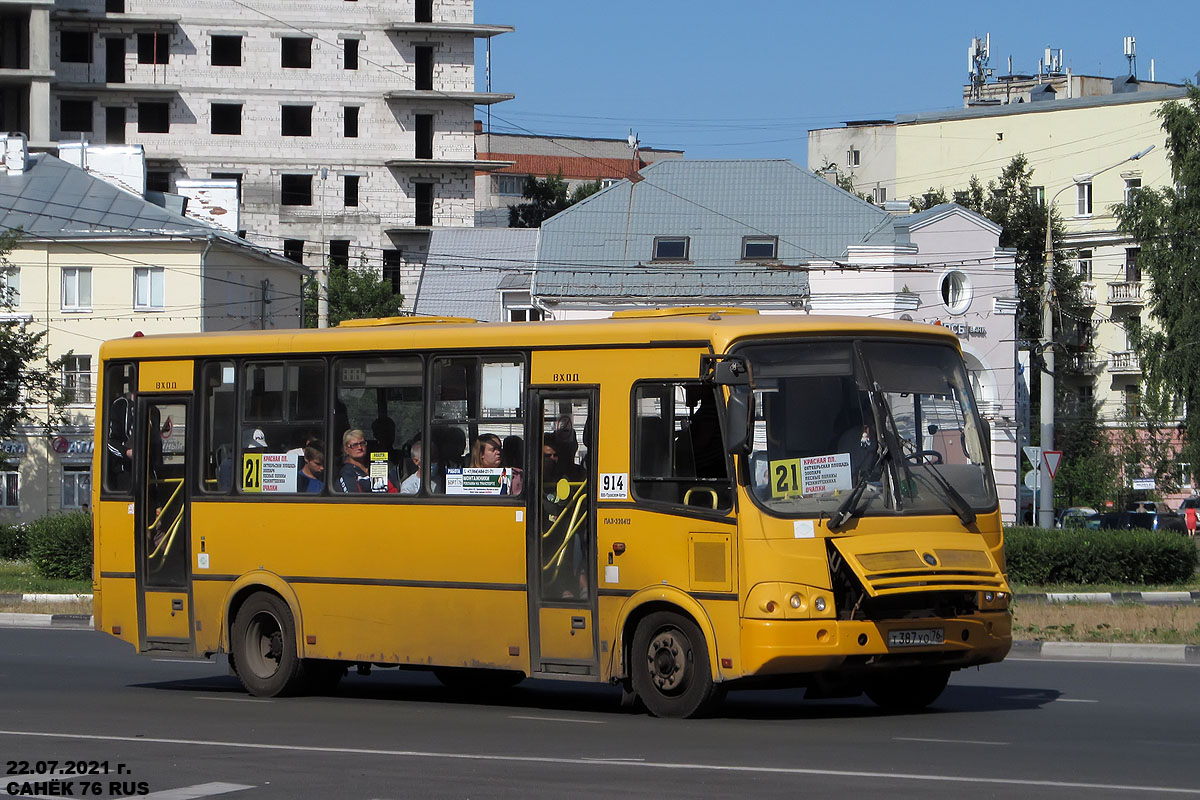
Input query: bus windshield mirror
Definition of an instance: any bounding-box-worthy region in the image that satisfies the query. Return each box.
[722,387,753,455]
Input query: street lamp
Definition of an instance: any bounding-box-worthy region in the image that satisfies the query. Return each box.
[1037,144,1155,528]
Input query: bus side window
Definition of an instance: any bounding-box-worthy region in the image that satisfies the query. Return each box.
[632,382,732,512]
[200,361,236,493]
[334,355,423,496]
[102,362,137,495]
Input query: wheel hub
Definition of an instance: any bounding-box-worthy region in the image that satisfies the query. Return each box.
[647,631,687,692]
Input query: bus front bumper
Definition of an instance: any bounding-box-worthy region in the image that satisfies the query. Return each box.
[737,612,1012,677]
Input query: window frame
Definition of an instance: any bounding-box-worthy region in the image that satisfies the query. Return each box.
[136,32,169,65]
[344,174,360,208]
[210,34,242,67]
[1076,181,1093,216]
[59,99,93,133]
[61,465,92,509]
[63,354,92,406]
[344,105,360,138]
[651,236,689,263]
[137,101,170,134]
[343,37,359,70]
[1,265,18,306]
[740,236,778,263]
[61,267,92,311]
[1,469,18,508]
[60,30,93,63]
[281,173,314,206]
[210,102,242,135]
[281,104,313,137]
[494,173,526,196]
[280,36,312,69]
[134,266,165,310]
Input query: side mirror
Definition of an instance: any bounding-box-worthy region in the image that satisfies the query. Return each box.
[723,388,753,455]
[979,417,992,460]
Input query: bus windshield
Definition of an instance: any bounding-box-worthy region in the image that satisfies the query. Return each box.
[740,339,996,520]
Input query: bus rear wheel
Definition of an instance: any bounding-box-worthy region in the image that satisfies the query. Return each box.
[631,612,723,718]
[864,667,950,712]
[231,593,306,697]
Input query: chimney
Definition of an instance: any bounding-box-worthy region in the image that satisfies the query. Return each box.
[4,132,28,175]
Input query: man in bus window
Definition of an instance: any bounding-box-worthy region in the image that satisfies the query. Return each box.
[107,391,135,491]
[399,440,422,495]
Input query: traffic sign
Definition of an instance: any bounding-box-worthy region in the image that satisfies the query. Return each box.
[1023,470,1039,490]
[1043,450,1063,480]
[1023,446,1042,469]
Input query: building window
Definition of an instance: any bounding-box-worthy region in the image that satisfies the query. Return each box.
[1124,177,1141,206]
[1180,463,1193,491]
[414,182,433,226]
[1076,181,1092,216]
[1124,385,1141,417]
[146,170,170,193]
[415,45,433,90]
[415,0,433,22]
[281,104,313,137]
[62,466,91,510]
[344,38,359,70]
[383,249,403,293]
[873,186,887,204]
[652,236,689,262]
[283,239,305,264]
[1125,247,1141,282]
[344,106,359,138]
[1079,384,1094,404]
[1125,314,1140,351]
[134,266,164,309]
[415,113,433,159]
[329,240,350,268]
[344,175,359,208]
[137,101,169,133]
[600,178,620,188]
[105,0,124,12]
[210,103,242,135]
[847,148,860,168]
[495,174,525,196]
[1,470,17,508]
[741,236,777,262]
[1031,185,1045,206]
[940,269,973,315]
[1077,249,1093,281]
[281,37,311,69]
[60,31,92,63]
[281,174,313,206]
[63,354,92,405]
[508,307,543,322]
[211,35,241,66]
[62,267,92,310]
[60,100,93,132]
[137,32,169,64]
[0,265,18,306]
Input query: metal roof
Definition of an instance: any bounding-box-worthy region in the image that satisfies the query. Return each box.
[534,159,900,301]
[414,226,538,321]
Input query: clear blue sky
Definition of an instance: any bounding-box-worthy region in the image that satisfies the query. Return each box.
[474,1,1197,166]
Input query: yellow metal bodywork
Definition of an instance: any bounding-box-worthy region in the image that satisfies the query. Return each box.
[144,591,189,640]
[93,312,1011,686]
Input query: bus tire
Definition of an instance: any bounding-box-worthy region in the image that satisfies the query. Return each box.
[231,592,306,697]
[631,611,723,718]
[864,667,950,712]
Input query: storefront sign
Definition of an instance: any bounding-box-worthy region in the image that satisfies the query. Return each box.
[0,441,27,456]
[937,321,987,338]
[50,436,94,455]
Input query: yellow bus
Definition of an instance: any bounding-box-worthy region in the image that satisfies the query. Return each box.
[92,308,1011,717]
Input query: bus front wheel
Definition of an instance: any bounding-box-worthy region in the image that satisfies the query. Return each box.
[631,612,723,718]
[231,593,306,697]
[864,667,950,712]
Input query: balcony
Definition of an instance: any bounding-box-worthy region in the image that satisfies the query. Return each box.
[1108,350,1142,374]
[1063,352,1106,374]
[1107,281,1145,306]
[1077,281,1097,306]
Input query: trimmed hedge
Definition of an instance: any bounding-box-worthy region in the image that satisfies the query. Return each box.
[0,522,29,560]
[27,512,92,581]
[1005,525,1199,585]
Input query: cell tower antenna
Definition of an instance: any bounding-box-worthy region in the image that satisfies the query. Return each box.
[968,34,994,100]
[1124,36,1137,77]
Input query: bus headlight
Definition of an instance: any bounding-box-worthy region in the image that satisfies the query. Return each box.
[979,590,1009,610]
[789,593,803,609]
[814,597,827,612]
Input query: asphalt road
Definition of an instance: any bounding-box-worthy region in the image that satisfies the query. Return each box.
[1,627,1198,799]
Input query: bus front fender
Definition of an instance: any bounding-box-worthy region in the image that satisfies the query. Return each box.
[606,585,721,683]
[220,571,306,659]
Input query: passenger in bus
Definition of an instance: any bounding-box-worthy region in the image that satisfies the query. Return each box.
[369,417,404,485]
[502,435,524,496]
[399,440,422,495]
[470,434,503,468]
[336,429,373,493]
[674,388,724,480]
[106,391,136,491]
[216,427,266,492]
[298,444,325,493]
[429,426,467,493]
[542,428,585,483]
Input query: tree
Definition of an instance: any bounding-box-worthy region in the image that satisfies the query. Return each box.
[302,260,405,328]
[1112,382,1182,506]
[1054,398,1120,508]
[1113,84,1200,476]
[817,160,873,203]
[508,172,603,228]
[0,230,66,457]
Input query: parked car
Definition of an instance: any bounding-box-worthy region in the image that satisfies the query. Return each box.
[1090,507,1187,533]
[1057,506,1097,528]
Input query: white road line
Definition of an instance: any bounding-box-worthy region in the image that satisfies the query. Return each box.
[194,697,272,704]
[894,737,1009,746]
[0,729,1197,795]
[144,782,255,799]
[507,715,606,724]
[1056,698,1100,703]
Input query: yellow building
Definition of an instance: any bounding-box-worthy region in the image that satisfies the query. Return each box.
[0,135,306,523]
[810,85,1188,490]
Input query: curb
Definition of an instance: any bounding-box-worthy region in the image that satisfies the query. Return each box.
[0,593,94,603]
[1014,591,1200,605]
[0,612,94,629]
[1011,640,1200,664]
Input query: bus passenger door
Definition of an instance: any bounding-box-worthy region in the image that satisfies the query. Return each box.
[135,397,192,652]
[528,390,600,676]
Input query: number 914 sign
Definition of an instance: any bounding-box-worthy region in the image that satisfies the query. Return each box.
[599,473,628,500]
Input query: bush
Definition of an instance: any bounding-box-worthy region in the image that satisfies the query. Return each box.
[0,522,29,560]
[26,512,92,580]
[1005,525,1199,585]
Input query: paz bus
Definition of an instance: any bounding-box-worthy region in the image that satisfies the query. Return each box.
[91,308,1011,717]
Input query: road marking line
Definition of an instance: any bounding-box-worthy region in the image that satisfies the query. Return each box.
[194,697,272,704]
[1,729,1197,795]
[1056,698,1100,703]
[894,737,1008,746]
[144,782,255,799]
[507,715,606,724]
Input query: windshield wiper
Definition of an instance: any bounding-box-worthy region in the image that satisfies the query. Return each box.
[904,448,977,526]
[828,446,885,530]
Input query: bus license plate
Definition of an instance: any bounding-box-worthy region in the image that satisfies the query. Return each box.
[887,628,944,648]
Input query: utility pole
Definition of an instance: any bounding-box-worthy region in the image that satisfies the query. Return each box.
[1038,144,1154,528]
[318,167,329,328]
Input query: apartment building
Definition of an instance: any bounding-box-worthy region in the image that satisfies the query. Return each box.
[0,134,305,522]
[809,70,1184,473]
[0,0,510,307]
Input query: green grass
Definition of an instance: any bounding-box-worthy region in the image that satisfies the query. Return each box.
[0,559,92,594]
